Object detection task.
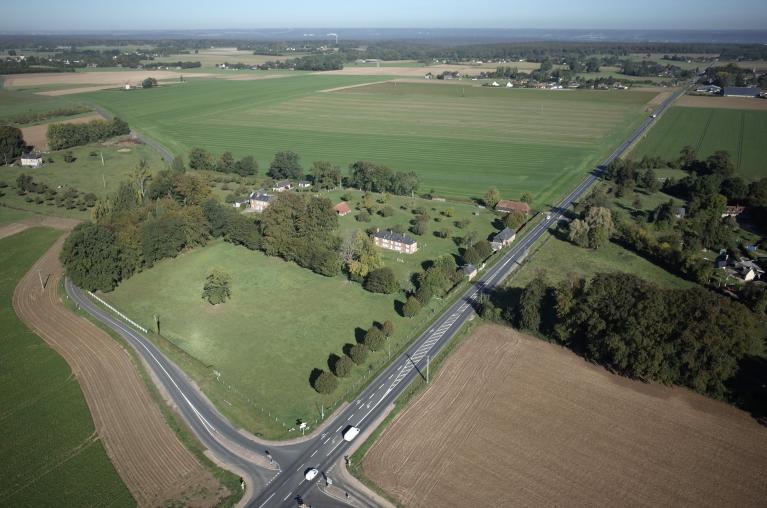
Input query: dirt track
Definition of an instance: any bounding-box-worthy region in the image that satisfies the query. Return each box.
[0,215,80,240]
[363,324,767,508]
[13,235,226,507]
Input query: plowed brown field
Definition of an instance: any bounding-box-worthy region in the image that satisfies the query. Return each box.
[21,113,105,149]
[13,236,227,507]
[363,325,767,508]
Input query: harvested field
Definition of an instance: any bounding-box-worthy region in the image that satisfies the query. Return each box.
[322,63,524,77]
[0,215,79,240]
[21,113,104,149]
[13,237,227,507]
[3,70,214,88]
[363,324,767,508]
[677,95,767,111]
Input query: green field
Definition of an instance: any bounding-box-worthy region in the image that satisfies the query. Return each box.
[633,106,767,179]
[0,88,81,119]
[81,76,655,203]
[507,229,693,290]
[0,228,133,507]
[0,142,166,220]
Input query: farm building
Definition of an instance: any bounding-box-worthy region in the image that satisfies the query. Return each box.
[20,152,43,168]
[371,229,418,254]
[733,259,764,282]
[249,191,273,212]
[722,87,762,98]
[674,207,687,219]
[695,85,721,94]
[491,227,516,251]
[461,264,478,280]
[297,180,311,189]
[334,202,351,216]
[722,205,746,218]
[496,200,530,215]
[272,180,292,192]
[231,196,250,208]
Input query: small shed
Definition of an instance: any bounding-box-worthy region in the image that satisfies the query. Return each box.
[334,202,351,216]
[21,153,43,168]
[461,264,478,280]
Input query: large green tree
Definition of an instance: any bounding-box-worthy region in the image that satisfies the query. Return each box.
[268,151,302,179]
[60,222,123,292]
[202,269,232,305]
[0,125,25,165]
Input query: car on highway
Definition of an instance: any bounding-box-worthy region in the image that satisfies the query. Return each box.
[343,426,361,441]
[304,468,319,481]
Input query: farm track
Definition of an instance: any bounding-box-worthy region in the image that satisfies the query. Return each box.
[12,236,224,507]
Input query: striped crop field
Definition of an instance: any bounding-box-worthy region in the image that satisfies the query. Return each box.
[83,76,655,203]
[632,106,767,180]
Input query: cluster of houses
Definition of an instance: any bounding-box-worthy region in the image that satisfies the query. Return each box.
[715,252,765,282]
[694,84,765,98]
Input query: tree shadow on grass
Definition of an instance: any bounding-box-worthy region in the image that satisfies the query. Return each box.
[327,353,341,374]
[354,327,366,344]
[308,368,323,389]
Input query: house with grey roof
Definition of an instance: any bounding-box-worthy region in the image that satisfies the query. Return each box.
[371,229,418,254]
[249,190,273,212]
[722,87,762,98]
[490,227,516,251]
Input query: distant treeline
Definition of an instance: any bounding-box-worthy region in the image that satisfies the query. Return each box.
[0,57,75,74]
[257,53,344,71]
[144,61,201,69]
[47,117,130,150]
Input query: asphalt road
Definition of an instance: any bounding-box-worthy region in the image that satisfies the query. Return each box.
[67,87,684,508]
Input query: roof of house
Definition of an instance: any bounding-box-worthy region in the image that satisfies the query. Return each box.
[334,201,351,214]
[723,86,762,97]
[273,180,291,187]
[298,180,310,185]
[372,229,416,245]
[495,200,530,213]
[493,227,516,242]
[735,258,764,274]
[725,205,746,214]
[461,264,477,274]
[249,190,272,202]
[21,152,42,159]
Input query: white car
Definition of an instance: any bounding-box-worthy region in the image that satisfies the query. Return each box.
[343,426,360,442]
[305,468,319,481]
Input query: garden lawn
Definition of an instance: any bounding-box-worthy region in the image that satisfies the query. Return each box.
[507,230,693,290]
[633,106,767,180]
[0,228,133,507]
[81,76,655,204]
[103,240,451,436]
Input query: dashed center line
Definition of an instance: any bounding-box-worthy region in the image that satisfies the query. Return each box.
[310,449,318,457]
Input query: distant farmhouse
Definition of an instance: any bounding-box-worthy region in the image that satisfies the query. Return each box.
[461,264,478,280]
[495,200,530,215]
[272,180,292,192]
[695,84,721,94]
[722,205,746,218]
[722,87,762,98]
[231,196,250,209]
[491,227,516,251]
[333,202,351,216]
[372,229,418,254]
[297,180,311,189]
[20,152,43,168]
[249,190,273,213]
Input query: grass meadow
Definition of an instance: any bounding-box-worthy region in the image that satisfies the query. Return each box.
[81,76,655,204]
[0,228,133,507]
[103,191,503,436]
[632,106,767,180]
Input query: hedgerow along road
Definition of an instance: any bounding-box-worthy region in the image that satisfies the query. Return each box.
[67,85,686,507]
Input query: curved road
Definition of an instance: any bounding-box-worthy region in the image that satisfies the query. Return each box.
[67,87,685,508]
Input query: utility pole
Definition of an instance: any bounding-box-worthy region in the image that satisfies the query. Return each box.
[38,270,44,292]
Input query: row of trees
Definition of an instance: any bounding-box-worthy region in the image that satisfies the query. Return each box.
[188,148,258,176]
[0,125,25,165]
[47,117,130,150]
[347,161,420,196]
[482,272,762,399]
[311,320,396,394]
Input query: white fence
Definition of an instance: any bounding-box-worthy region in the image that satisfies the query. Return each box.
[87,291,148,334]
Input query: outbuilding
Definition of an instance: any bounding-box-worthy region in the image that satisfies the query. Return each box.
[722,87,762,98]
[495,200,530,215]
[333,202,351,216]
[21,153,43,168]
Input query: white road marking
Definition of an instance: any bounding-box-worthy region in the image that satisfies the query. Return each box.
[258,493,275,508]
[283,492,292,501]
[296,464,304,472]
[336,425,342,432]
[310,449,318,457]
[378,383,384,389]
[326,440,342,456]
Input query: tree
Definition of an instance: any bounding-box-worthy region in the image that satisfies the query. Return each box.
[171,155,186,173]
[483,187,500,208]
[142,77,158,88]
[382,320,395,337]
[503,210,526,229]
[568,219,589,247]
[349,344,369,365]
[188,148,214,170]
[364,267,398,294]
[141,215,187,265]
[334,355,354,377]
[520,192,533,204]
[403,295,422,317]
[518,277,546,331]
[584,206,614,249]
[217,151,235,173]
[364,326,385,351]
[311,160,341,189]
[268,151,302,179]
[312,370,338,394]
[0,125,25,164]
[234,156,257,176]
[342,230,381,280]
[60,222,123,292]
[202,269,232,305]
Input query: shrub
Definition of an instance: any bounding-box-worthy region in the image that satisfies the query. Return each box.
[355,211,371,222]
[349,344,369,365]
[382,320,395,337]
[334,355,354,378]
[415,285,433,304]
[364,267,398,294]
[202,269,232,305]
[380,206,395,217]
[313,370,338,394]
[403,295,422,317]
[364,326,385,351]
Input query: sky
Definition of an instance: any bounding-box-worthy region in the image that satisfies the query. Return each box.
[2,0,767,31]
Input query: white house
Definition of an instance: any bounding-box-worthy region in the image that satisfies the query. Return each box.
[297,180,311,189]
[272,180,292,192]
[21,153,43,168]
[506,81,513,88]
